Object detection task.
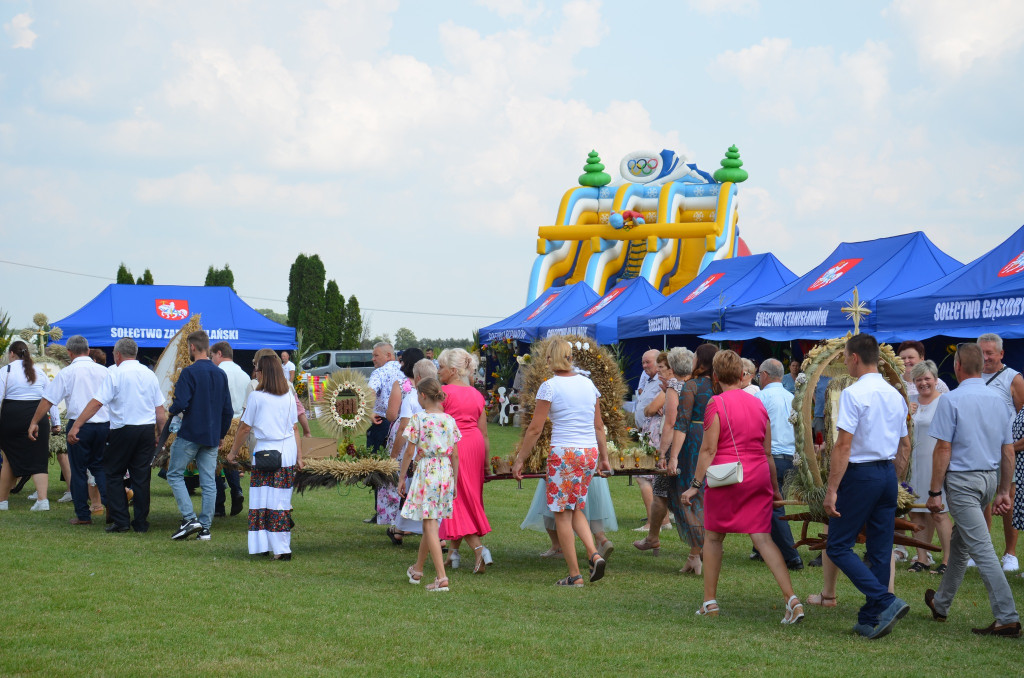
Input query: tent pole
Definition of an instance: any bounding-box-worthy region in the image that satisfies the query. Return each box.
[663,335,667,350]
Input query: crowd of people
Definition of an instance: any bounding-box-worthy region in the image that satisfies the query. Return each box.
[2,329,1024,638]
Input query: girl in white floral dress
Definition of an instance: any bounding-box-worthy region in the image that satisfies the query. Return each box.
[399,378,460,592]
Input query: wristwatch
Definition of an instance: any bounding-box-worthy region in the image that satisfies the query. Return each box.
[928,490,942,497]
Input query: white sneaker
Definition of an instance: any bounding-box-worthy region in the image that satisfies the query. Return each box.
[58,491,73,503]
[0,501,8,510]
[27,491,37,500]
[30,499,50,511]
[967,558,977,567]
[1002,554,1019,572]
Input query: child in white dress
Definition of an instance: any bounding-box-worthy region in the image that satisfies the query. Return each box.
[399,378,460,592]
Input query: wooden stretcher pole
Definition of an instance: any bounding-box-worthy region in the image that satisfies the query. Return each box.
[801,351,842,488]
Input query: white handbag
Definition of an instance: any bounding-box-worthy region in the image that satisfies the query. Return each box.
[705,395,743,488]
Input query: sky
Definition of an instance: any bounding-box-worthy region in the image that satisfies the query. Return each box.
[2,0,1024,343]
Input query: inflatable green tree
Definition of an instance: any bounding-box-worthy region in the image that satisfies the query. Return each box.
[578,150,611,187]
[713,145,749,183]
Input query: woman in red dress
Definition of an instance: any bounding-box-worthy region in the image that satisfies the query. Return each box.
[681,350,804,623]
[437,348,492,573]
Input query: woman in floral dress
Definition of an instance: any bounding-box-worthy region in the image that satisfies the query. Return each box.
[399,378,460,592]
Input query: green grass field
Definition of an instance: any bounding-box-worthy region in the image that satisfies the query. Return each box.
[4,424,1022,676]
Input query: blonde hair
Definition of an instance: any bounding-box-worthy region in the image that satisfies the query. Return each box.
[416,377,446,403]
[413,358,437,381]
[713,350,744,386]
[438,347,478,383]
[547,340,573,372]
[740,357,756,376]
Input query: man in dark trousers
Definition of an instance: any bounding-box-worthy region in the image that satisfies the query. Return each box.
[165,330,233,541]
[68,337,167,533]
[824,333,912,639]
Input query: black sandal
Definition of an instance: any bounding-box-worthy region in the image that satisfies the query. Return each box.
[556,574,584,587]
[588,553,606,582]
[931,563,947,575]
[386,527,403,546]
[908,561,929,573]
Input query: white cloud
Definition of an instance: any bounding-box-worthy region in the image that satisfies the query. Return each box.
[135,169,348,218]
[476,0,546,22]
[887,0,1024,77]
[4,13,36,49]
[712,38,891,122]
[688,0,758,15]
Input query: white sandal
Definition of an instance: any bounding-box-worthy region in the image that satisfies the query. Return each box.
[782,595,805,625]
[407,566,422,585]
[696,599,719,616]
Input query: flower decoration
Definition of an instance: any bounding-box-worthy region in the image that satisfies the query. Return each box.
[316,369,375,439]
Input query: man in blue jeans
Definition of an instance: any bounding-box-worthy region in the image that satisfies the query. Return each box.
[824,333,912,639]
[752,358,802,569]
[165,330,233,541]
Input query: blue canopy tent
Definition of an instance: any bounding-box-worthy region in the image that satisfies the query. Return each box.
[617,254,797,340]
[52,284,296,350]
[876,224,1024,341]
[538,277,665,345]
[705,232,962,341]
[478,282,600,343]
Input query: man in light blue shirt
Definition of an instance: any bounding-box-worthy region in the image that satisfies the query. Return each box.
[782,360,799,394]
[752,359,801,569]
[924,342,1019,637]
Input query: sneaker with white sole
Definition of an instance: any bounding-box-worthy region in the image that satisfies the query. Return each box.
[1002,554,1019,572]
[197,528,211,541]
[171,518,203,540]
[30,499,50,511]
[58,491,73,503]
[27,491,37,501]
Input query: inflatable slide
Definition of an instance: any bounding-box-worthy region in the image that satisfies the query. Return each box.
[526,149,748,304]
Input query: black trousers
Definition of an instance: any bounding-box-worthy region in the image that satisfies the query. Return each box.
[105,424,154,531]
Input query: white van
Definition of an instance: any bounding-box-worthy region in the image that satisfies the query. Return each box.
[300,350,375,377]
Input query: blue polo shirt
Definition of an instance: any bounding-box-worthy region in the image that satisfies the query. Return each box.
[929,377,1013,472]
[168,358,233,448]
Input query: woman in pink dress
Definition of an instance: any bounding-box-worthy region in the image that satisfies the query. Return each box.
[681,350,804,623]
[436,348,492,573]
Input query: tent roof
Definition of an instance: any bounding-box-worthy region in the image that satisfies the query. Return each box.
[875,224,1024,340]
[705,232,962,340]
[617,253,797,340]
[539,277,665,344]
[52,284,296,350]
[479,282,600,343]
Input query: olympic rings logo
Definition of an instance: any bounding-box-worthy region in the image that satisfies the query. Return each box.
[627,158,658,176]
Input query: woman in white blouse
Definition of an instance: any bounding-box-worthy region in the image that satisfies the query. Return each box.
[513,340,612,586]
[227,354,302,560]
[0,341,60,511]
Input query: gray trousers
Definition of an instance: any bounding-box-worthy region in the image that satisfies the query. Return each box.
[932,471,1019,625]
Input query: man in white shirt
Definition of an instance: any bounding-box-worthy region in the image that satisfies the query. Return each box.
[281,351,296,384]
[69,337,167,533]
[824,333,912,639]
[28,335,110,525]
[977,332,1023,573]
[211,341,248,516]
[753,359,802,569]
